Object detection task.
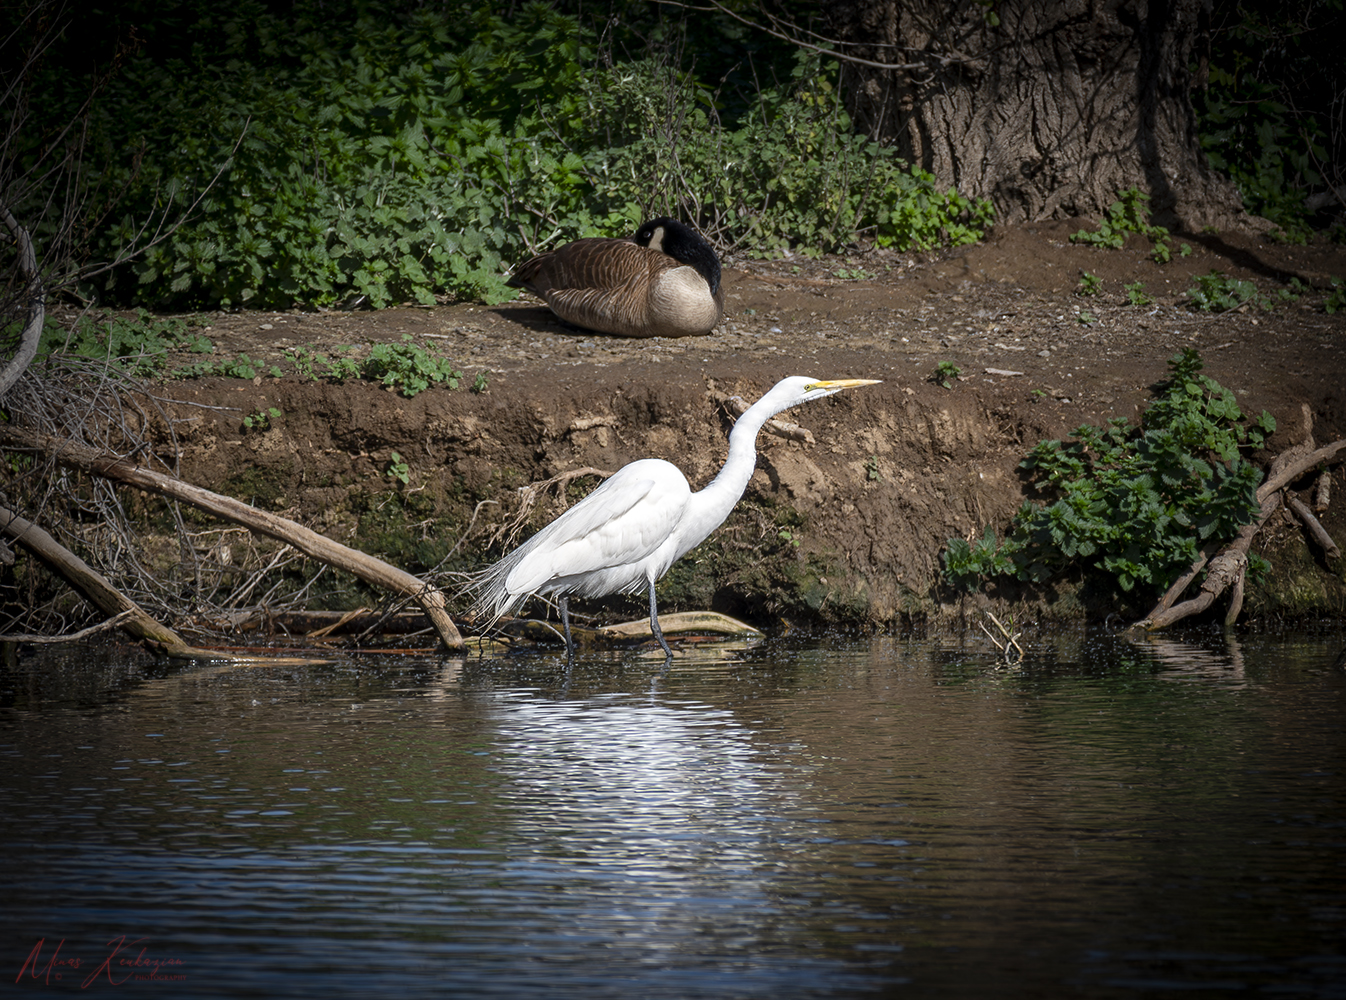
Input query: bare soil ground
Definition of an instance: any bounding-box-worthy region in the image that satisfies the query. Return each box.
[145,220,1346,629]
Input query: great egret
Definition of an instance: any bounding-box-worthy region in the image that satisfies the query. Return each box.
[469,376,881,662]
[507,217,723,338]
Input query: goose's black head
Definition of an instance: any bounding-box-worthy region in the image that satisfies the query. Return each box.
[633,217,721,296]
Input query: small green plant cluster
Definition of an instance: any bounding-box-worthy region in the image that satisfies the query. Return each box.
[1187,271,1270,312]
[943,349,1274,595]
[363,336,463,398]
[1076,272,1102,296]
[289,345,362,382]
[932,360,962,389]
[15,309,212,377]
[1124,281,1153,307]
[242,407,281,432]
[1326,279,1346,315]
[385,452,411,485]
[1070,189,1170,257]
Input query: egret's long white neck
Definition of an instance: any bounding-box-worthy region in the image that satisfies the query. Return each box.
[684,388,818,546]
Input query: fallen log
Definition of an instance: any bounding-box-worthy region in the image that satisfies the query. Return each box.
[0,426,465,651]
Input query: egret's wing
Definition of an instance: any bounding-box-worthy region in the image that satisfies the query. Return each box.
[503,461,690,596]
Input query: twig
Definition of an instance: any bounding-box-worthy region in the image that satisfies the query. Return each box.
[0,608,136,644]
[979,610,1024,663]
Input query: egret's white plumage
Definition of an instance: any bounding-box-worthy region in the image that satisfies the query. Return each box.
[470,376,881,662]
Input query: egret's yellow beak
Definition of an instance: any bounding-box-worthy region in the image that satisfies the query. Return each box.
[806,378,883,391]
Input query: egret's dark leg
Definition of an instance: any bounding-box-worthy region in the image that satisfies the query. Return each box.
[559,595,576,666]
[648,584,673,664]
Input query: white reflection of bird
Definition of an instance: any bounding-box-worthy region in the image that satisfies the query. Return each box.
[469,376,881,663]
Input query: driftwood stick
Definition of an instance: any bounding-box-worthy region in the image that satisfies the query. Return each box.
[1286,493,1341,559]
[0,426,465,651]
[1223,560,1246,628]
[1314,469,1331,513]
[1153,547,1213,615]
[0,608,137,644]
[712,389,816,444]
[0,505,229,658]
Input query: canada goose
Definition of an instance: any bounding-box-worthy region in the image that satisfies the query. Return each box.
[507,218,724,338]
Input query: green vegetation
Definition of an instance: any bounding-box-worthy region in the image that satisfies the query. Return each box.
[1076,272,1102,296]
[5,309,210,378]
[1070,188,1173,258]
[1195,1,1344,240]
[943,349,1274,596]
[289,344,361,382]
[363,335,463,398]
[385,452,411,485]
[1326,279,1346,314]
[243,407,281,432]
[15,3,992,314]
[865,455,882,482]
[932,360,962,389]
[1187,271,1270,312]
[1124,281,1152,307]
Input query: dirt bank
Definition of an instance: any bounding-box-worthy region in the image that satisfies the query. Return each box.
[143,221,1346,631]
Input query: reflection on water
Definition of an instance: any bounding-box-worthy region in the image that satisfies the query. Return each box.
[1,626,1344,998]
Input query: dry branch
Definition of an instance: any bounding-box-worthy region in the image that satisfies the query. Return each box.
[1286,494,1341,560]
[0,505,225,657]
[0,426,466,651]
[712,389,816,443]
[0,201,44,399]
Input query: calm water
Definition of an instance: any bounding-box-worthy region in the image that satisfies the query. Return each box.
[2,627,1344,998]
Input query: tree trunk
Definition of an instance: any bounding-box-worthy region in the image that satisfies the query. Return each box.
[826,0,1253,231]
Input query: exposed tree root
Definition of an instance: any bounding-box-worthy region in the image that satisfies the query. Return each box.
[1135,437,1346,632]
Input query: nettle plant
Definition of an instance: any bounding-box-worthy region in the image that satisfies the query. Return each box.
[29,5,992,313]
[943,349,1275,595]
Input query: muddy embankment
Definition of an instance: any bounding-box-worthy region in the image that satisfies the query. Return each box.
[129,223,1346,632]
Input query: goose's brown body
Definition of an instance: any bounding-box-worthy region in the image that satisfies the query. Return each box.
[508,219,724,339]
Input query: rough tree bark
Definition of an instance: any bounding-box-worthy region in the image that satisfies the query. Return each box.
[825,0,1253,230]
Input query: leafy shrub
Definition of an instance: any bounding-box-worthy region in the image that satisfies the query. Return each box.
[943,349,1273,595]
[18,5,992,312]
[1194,3,1343,240]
